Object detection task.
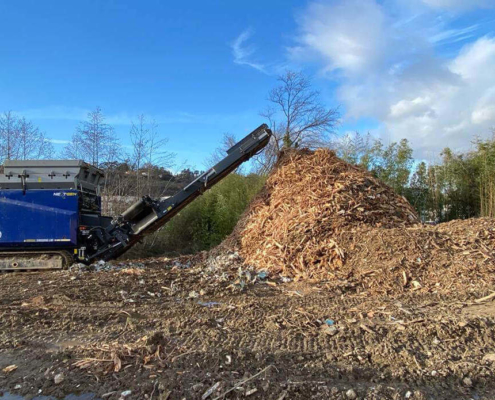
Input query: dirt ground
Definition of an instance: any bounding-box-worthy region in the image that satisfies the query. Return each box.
[1,256,495,400]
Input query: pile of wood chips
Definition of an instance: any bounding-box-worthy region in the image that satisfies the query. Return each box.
[238,149,419,280]
[338,218,495,294]
[235,149,495,292]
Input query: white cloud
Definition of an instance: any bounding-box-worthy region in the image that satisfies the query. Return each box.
[231,28,268,73]
[389,96,435,119]
[292,0,495,157]
[293,0,389,76]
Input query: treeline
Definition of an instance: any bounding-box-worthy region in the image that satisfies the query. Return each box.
[0,111,54,161]
[332,131,495,222]
[0,107,183,214]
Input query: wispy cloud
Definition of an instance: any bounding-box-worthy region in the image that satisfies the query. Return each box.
[231,28,268,74]
[17,106,89,121]
[421,0,495,10]
[47,139,70,144]
[429,24,480,45]
[14,106,203,126]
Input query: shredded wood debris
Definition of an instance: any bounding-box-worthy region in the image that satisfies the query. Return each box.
[231,148,495,292]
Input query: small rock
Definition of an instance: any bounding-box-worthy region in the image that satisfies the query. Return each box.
[405,391,413,399]
[346,389,357,399]
[54,373,64,385]
[431,370,438,377]
[321,324,338,336]
[192,383,204,392]
[462,377,473,387]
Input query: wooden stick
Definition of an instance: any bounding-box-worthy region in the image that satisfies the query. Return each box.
[475,292,495,303]
[212,365,273,400]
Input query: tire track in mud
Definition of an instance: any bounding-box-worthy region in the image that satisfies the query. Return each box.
[2,269,495,399]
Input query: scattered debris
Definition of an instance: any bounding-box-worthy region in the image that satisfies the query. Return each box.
[245,388,258,396]
[198,301,220,308]
[53,372,64,385]
[463,377,473,387]
[202,382,221,399]
[475,291,495,303]
[2,365,17,373]
[321,324,338,336]
[257,271,268,280]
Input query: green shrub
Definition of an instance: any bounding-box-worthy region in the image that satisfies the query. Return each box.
[125,173,265,258]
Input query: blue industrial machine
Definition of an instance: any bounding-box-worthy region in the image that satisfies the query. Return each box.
[0,124,271,270]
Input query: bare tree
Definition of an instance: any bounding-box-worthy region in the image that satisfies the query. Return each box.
[258,70,340,171]
[17,117,54,160]
[0,112,53,162]
[130,114,149,196]
[145,119,175,195]
[63,107,119,168]
[62,133,86,160]
[205,132,237,168]
[0,111,20,162]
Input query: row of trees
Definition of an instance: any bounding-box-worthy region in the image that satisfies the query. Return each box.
[331,131,495,222]
[0,111,54,162]
[0,107,177,210]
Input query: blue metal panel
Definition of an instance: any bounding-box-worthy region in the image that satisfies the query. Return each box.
[0,189,79,248]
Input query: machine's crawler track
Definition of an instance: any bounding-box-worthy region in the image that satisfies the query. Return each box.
[0,250,73,271]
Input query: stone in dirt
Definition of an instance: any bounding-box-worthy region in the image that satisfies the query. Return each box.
[53,372,64,385]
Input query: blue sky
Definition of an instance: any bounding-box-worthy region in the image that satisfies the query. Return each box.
[1,0,494,169]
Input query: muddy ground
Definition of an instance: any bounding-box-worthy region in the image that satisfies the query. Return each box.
[1,256,495,400]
